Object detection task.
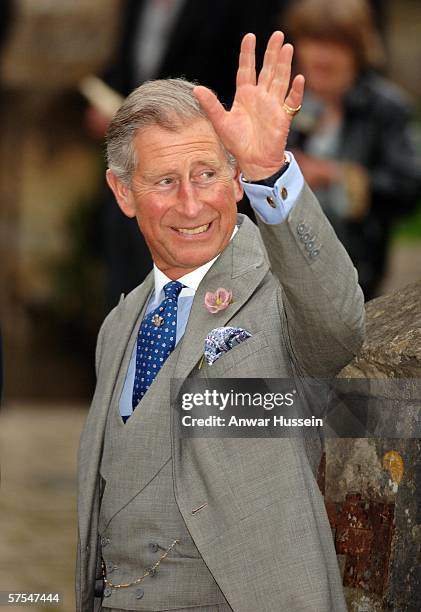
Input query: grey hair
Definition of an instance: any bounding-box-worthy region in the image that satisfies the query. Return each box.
[106,78,236,185]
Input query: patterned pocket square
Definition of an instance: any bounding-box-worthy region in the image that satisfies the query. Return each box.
[204,326,252,366]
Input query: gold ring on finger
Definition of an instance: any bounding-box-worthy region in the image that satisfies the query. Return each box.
[282,102,302,117]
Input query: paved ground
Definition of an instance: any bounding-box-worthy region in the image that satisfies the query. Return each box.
[0,405,87,612]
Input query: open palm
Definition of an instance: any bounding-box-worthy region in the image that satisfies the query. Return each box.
[194,32,305,181]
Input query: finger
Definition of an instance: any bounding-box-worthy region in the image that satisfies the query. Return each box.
[270,43,293,101]
[284,74,305,111]
[236,33,256,88]
[257,31,284,90]
[193,85,227,131]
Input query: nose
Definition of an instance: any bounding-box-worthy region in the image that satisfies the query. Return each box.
[175,180,204,219]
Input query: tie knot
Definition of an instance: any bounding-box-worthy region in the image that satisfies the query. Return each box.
[163,280,184,302]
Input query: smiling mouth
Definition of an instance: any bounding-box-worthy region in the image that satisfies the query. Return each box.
[175,223,211,235]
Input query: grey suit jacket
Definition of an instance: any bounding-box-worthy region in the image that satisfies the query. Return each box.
[76,185,365,611]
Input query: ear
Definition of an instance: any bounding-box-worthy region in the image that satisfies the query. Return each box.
[106,169,136,218]
[232,166,244,204]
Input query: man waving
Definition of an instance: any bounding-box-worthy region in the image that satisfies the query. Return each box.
[77,32,364,611]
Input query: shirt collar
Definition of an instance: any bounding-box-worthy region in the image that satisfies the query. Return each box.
[151,225,238,306]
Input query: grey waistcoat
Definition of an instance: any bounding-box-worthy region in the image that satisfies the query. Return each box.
[98,342,228,611]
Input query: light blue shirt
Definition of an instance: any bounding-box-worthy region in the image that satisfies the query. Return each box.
[120,153,304,417]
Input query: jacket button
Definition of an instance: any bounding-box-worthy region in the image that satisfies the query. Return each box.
[310,248,320,258]
[149,542,159,553]
[266,195,276,208]
[135,587,145,599]
[306,240,315,251]
[297,223,306,235]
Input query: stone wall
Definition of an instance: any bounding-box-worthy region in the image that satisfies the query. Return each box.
[324,281,421,611]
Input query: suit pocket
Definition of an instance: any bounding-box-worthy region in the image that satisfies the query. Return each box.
[198,331,269,378]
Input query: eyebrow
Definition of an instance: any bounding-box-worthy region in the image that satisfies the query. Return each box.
[141,159,223,181]
[141,169,178,181]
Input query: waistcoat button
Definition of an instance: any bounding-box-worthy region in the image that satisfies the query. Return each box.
[105,561,117,573]
[101,536,110,547]
[135,587,145,599]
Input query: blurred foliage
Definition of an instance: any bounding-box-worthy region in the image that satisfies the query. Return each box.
[392,201,421,242]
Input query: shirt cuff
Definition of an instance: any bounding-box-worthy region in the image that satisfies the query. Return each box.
[240,151,305,224]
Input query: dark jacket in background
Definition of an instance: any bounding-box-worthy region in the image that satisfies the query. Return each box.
[105,0,284,103]
[288,72,421,298]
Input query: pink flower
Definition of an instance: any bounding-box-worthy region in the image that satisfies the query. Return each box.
[204,288,233,314]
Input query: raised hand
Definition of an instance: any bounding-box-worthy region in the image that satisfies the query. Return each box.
[193,32,304,181]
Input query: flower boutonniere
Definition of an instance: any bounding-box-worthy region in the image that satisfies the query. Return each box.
[204,288,233,314]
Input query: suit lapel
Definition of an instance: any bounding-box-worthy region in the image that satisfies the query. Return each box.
[173,215,269,384]
[78,274,154,548]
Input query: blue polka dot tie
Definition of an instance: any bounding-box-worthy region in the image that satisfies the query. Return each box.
[132,281,184,411]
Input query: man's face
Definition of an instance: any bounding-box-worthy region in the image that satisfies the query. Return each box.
[107,119,243,279]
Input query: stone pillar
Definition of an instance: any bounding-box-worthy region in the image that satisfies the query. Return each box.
[0,1,120,398]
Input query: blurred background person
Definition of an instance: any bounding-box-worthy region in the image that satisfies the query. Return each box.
[284,0,421,299]
[85,0,287,308]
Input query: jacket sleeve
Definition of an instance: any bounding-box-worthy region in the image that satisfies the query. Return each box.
[257,183,365,377]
